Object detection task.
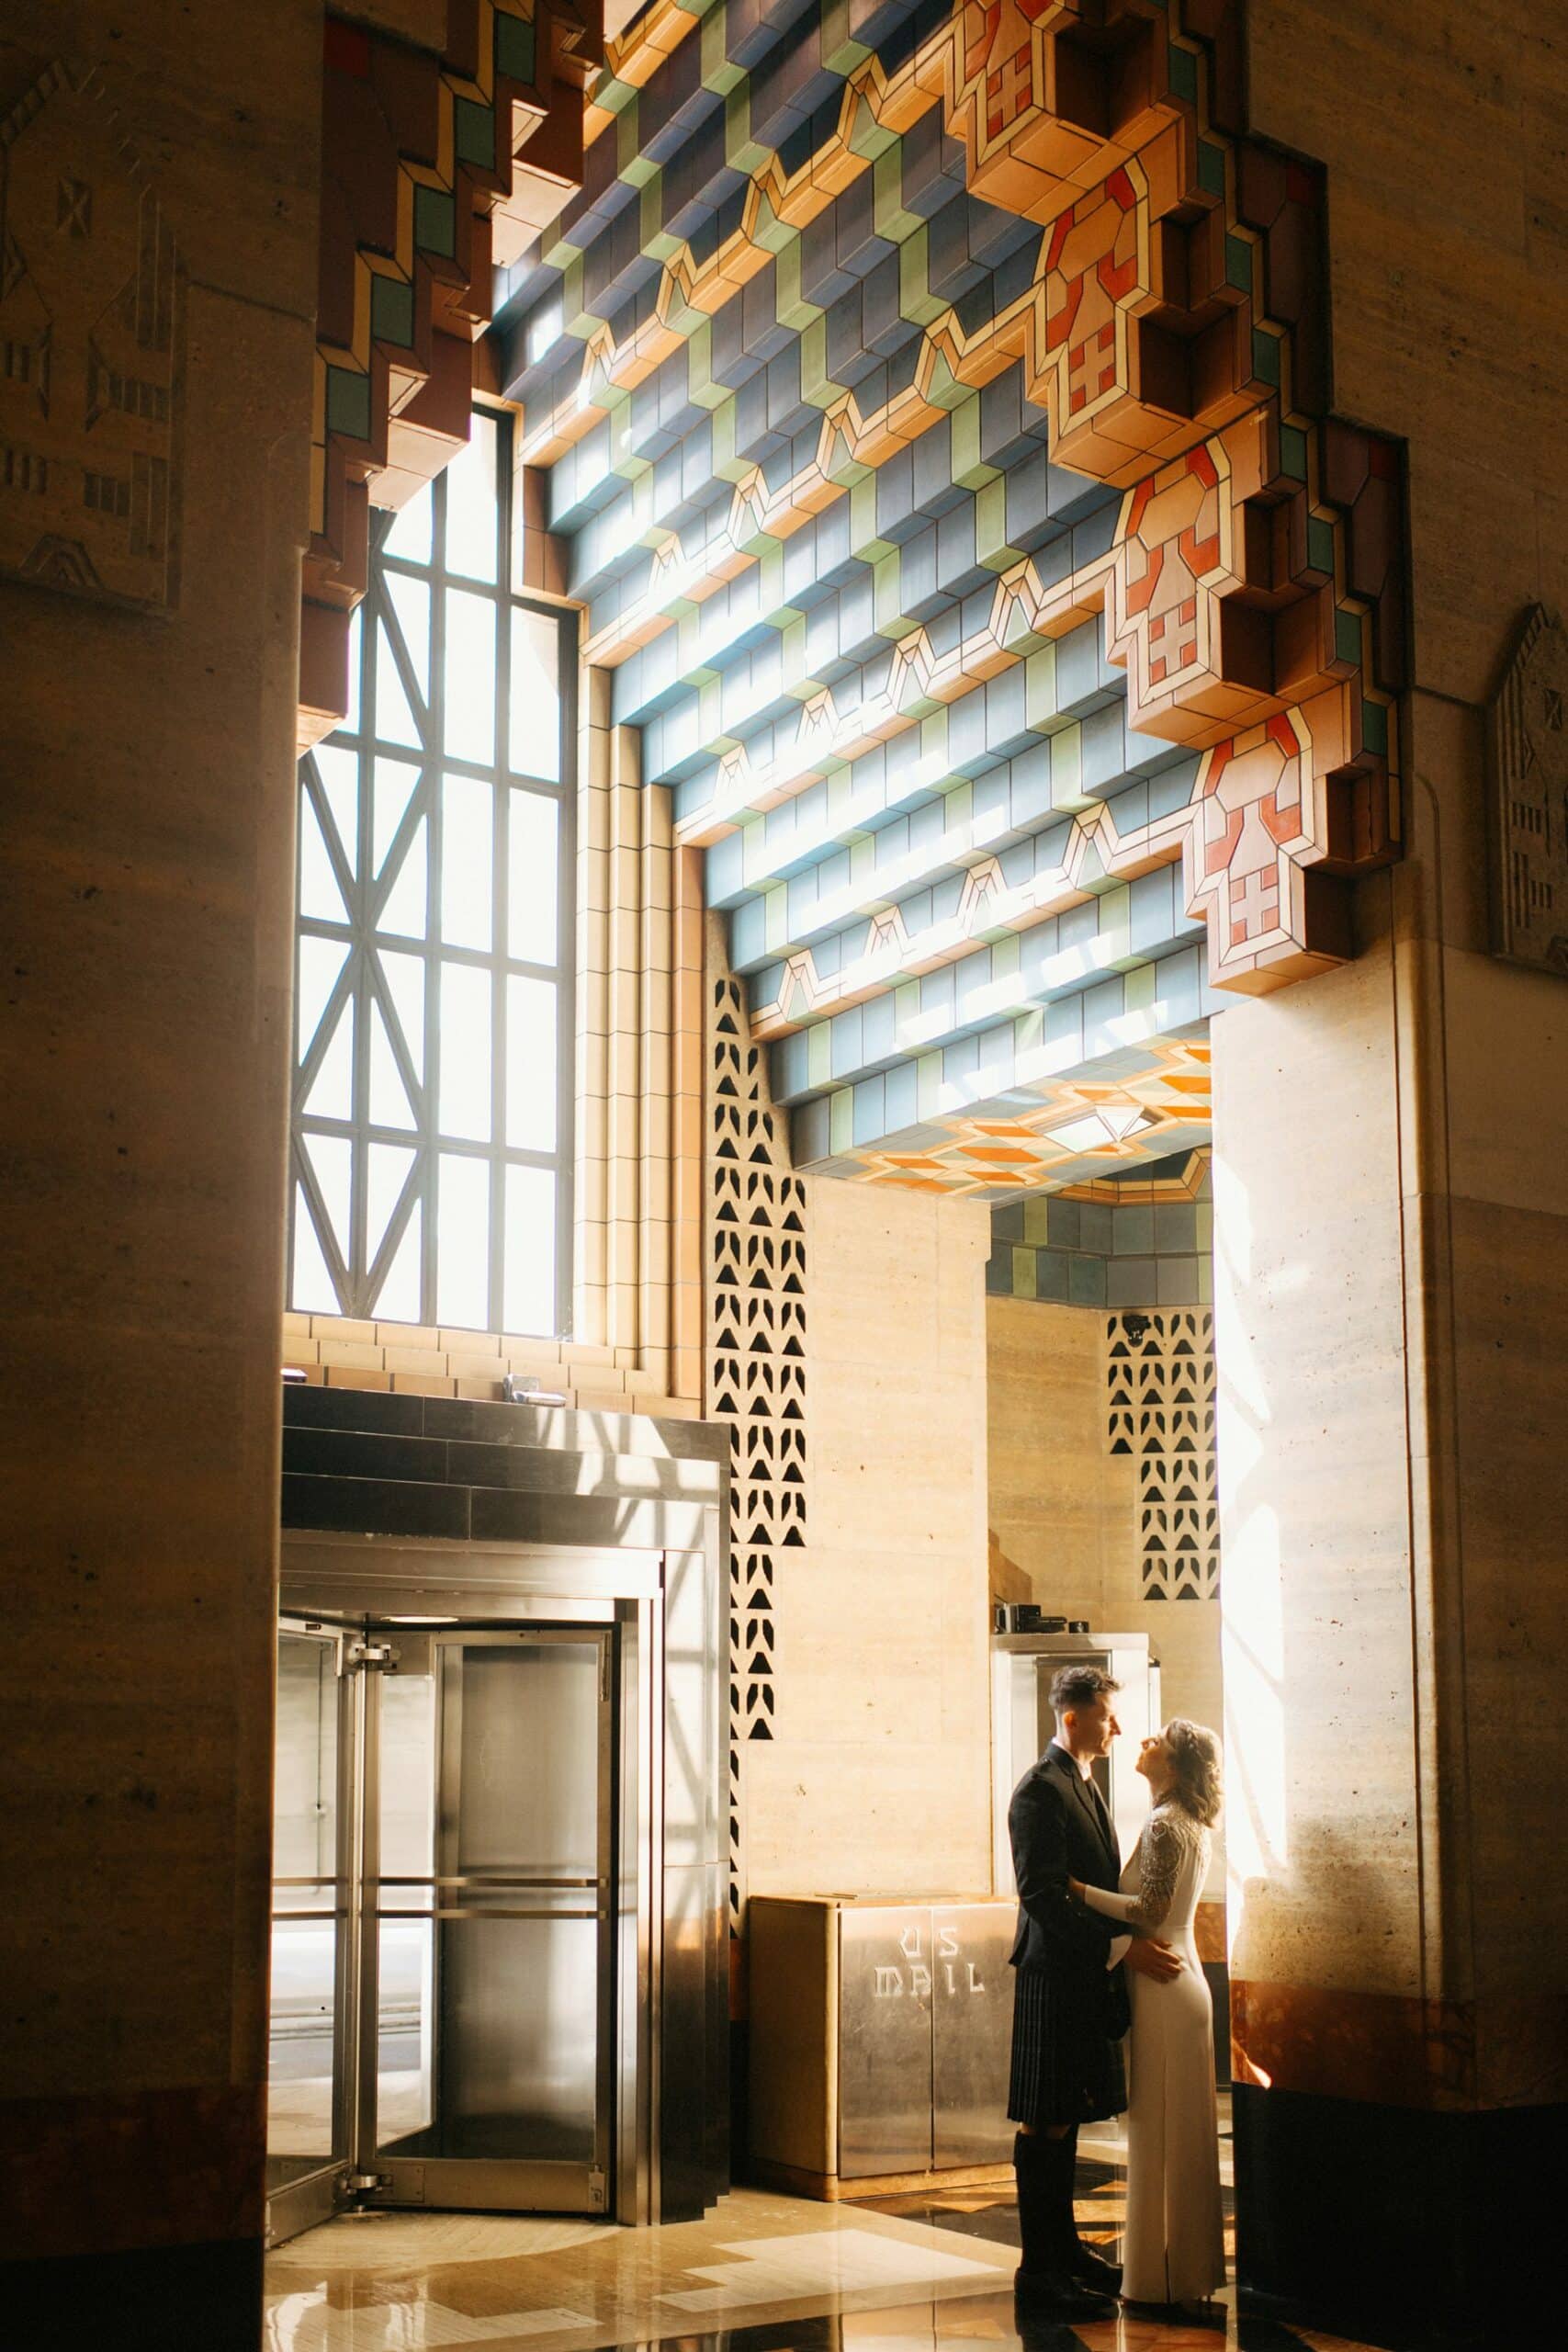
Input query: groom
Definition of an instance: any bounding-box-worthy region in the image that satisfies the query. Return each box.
[1006,1663,1180,2320]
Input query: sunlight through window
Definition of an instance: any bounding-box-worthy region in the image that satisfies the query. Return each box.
[289,410,573,1336]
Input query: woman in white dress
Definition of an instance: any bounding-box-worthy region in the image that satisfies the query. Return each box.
[1068,1719,1225,2311]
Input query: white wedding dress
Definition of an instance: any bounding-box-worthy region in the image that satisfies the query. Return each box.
[1083,1801,1225,2304]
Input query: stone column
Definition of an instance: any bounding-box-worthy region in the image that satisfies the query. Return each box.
[1213,779,1568,2318]
[1214,0,1568,2323]
[0,5,318,2341]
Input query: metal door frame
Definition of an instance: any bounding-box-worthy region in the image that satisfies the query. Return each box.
[265,1619,363,2250]
[273,1516,726,2230]
[359,1624,617,2215]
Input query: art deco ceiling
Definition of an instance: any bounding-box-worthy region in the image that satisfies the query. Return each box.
[497,0,1401,1195]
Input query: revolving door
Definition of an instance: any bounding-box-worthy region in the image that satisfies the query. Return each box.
[265,1519,725,2247]
[267,1620,617,2238]
[368,1626,615,2193]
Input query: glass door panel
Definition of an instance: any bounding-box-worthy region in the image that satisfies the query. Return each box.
[436,1643,602,2163]
[375,1658,437,2154]
[367,1630,613,2211]
[267,1625,352,2244]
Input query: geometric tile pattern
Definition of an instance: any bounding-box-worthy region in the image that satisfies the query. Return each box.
[1108,1307,1219,1600]
[300,3,603,741]
[708,977,808,1920]
[987,1149,1213,1308]
[499,0,1406,1193]
[798,1030,1213,1197]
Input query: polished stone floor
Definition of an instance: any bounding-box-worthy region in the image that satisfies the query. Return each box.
[262,2109,1438,2352]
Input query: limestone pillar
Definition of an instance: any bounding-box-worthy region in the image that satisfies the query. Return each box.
[0,5,318,2340]
[1213,773,1568,2317]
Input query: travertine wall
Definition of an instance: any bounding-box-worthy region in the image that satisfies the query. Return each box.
[1223,0,1568,2098]
[986,1297,1225,1890]
[743,1179,996,1902]
[0,0,319,2312]
[1205,0,1568,2307]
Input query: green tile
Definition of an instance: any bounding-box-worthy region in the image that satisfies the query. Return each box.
[370,273,414,350]
[1155,1202,1199,1252]
[325,364,370,441]
[1021,1196,1054,1245]
[1068,1253,1107,1307]
[1113,1204,1155,1254]
[1046,1195,1081,1250]
[1010,1245,1037,1300]
[1034,1248,1071,1302]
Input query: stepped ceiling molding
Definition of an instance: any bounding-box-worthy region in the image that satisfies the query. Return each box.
[299,1,604,747]
[502,0,1400,1195]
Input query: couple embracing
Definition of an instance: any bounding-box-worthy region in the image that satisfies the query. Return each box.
[1006,1662,1225,2321]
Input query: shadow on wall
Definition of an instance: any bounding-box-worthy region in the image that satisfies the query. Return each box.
[1229,1823,1401,2043]
[989,1529,1032,1609]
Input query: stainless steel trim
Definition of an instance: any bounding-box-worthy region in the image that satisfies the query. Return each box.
[267,1621,360,2255]
[353,1651,382,2168]
[265,2160,346,2249]
[374,1873,604,1890]
[647,1585,664,2223]
[376,1907,600,1922]
[367,2155,600,2214]
[281,1532,667,1612]
[594,1620,617,2213]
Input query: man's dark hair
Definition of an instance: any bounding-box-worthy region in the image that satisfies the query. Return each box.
[1049,1663,1120,1718]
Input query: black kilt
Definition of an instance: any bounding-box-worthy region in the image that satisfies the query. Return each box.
[1007,1964,1127,2128]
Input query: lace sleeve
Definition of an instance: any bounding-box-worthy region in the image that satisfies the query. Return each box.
[1124,1810,1185,1931]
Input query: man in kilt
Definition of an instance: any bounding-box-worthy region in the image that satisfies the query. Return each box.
[1007,1662,1180,2319]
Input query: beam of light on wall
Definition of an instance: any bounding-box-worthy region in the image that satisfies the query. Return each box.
[1212,1141,1289,1944]
[1222,1499,1288,1911]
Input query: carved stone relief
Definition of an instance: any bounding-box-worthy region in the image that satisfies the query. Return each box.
[0,63,182,609]
[1489,606,1568,978]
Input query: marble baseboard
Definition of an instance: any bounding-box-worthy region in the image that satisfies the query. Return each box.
[0,2084,265,2262]
[1234,2080,1565,2323]
[1231,1977,1568,2107]
[0,2235,264,2350]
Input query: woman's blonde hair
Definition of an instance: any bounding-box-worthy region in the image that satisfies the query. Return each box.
[1165,1718,1223,1826]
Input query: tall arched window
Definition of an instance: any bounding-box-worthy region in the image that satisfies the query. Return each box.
[288,410,574,1336]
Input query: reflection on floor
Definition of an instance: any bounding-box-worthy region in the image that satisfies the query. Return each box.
[853,2104,1236,2268]
[265,2187,1012,2349]
[263,2109,1440,2352]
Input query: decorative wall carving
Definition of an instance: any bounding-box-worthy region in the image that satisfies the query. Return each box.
[0,62,182,609]
[1108,1307,1218,1600]
[1488,605,1568,980]
[708,974,807,1920]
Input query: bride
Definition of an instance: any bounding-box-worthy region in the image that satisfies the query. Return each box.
[1068,1719,1225,2310]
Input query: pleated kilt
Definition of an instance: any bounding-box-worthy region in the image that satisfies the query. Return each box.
[1007,1964,1127,2128]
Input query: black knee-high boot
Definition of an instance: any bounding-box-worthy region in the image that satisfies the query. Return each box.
[1055,2125,1123,2290]
[1012,2129,1060,2281]
[1013,2132,1117,2319]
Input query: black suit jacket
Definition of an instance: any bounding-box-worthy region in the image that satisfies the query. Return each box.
[1008,1743,1131,2038]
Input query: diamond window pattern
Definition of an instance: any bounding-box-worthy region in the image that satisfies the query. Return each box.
[289,411,574,1335]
